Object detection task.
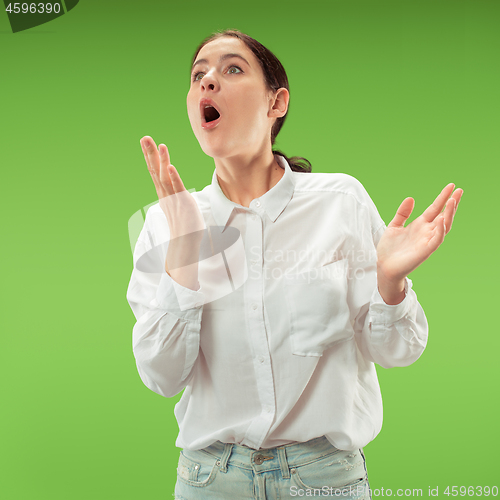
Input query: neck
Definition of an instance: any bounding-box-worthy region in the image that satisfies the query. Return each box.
[214,148,285,208]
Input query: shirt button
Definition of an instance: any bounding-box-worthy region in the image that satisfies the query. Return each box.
[252,304,257,310]
[255,201,261,207]
[258,356,264,363]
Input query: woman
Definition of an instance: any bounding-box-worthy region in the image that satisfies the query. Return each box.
[127,29,463,500]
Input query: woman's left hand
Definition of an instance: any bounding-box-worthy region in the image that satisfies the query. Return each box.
[376,183,464,292]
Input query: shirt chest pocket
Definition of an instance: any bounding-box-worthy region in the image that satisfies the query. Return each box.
[283,259,353,357]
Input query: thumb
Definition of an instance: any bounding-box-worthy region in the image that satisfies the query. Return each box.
[388,197,415,228]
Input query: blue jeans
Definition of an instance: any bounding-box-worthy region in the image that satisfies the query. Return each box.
[174,435,371,499]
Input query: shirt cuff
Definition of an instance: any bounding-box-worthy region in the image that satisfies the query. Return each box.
[369,276,414,324]
[156,270,205,321]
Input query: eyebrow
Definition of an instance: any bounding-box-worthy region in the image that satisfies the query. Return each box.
[191,53,250,71]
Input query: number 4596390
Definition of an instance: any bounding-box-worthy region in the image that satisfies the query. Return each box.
[5,3,62,14]
[444,486,498,497]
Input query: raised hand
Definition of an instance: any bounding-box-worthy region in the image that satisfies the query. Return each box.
[140,136,205,289]
[376,183,463,303]
[141,136,206,239]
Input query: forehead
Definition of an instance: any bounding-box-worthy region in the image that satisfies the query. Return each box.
[195,37,257,67]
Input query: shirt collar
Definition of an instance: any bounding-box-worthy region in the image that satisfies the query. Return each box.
[209,154,296,233]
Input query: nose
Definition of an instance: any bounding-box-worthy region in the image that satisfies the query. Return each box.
[201,70,219,92]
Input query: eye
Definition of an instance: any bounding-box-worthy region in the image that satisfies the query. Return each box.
[192,71,204,82]
[227,65,243,75]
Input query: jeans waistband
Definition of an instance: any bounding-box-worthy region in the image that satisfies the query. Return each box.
[194,435,345,478]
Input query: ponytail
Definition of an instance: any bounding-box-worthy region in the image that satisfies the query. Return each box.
[273,150,312,173]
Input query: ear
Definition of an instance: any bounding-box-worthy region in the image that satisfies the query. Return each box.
[268,88,289,118]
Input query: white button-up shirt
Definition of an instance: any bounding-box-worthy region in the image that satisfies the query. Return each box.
[126,155,428,451]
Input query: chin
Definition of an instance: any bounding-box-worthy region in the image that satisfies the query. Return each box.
[198,139,236,160]
[190,129,221,159]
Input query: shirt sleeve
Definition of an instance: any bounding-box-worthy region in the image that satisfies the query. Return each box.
[348,186,429,369]
[126,206,205,397]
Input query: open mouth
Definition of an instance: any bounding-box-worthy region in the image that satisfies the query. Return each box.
[204,105,220,123]
[200,99,222,129]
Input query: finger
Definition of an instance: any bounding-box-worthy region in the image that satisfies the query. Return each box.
[443,197,455,234]
[167,164,187,193]
[444,188,463,233]
[140,137,154,175]
[388,197,415,228]
[158,144,175,197]
[141,137,159,186]
[142,136,160,180]
[428,214,446,253]
[422,183,455,222]
[142,137,167,200]
[157,145,175,199]
[158,143,171,165]
[452,188,464,213]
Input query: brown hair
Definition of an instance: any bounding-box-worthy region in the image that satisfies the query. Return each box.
[191,29,312,173]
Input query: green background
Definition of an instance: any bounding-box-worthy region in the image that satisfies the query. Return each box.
[1,0,498,498]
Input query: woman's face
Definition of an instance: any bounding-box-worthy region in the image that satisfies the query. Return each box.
[187,37,276,160]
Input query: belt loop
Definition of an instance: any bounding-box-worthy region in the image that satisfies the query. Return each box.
[277,446,290,479]
[219,443,233,473]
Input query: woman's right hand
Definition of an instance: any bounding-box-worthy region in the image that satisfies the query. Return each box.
[140,136,205,285]
[140,136,205,238]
